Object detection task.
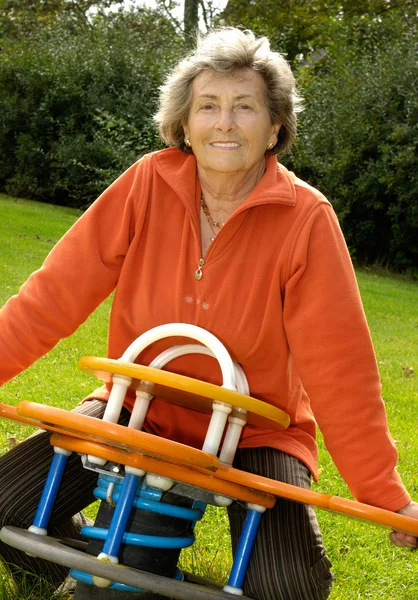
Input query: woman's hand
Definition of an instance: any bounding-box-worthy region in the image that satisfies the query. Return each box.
[389,501,418,548]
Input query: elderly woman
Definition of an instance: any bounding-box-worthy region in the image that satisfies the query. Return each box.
[0,27,416,600]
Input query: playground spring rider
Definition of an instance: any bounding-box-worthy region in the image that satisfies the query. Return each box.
[1,323,418,599]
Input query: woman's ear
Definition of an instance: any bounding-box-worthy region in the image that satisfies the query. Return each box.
[267,124,281,150]
[273,123,281,138]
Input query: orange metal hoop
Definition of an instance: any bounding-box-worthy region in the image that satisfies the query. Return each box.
[16,401,219,472]
[50,434,276,509]
[78,356,290,430]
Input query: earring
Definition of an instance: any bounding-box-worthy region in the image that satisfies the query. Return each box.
[266,141,275,151]
[184,138,192,148]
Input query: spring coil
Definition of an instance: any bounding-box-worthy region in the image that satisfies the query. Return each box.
[70,474,205,592]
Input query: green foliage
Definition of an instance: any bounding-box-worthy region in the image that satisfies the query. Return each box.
[179,505,232,583]
[221,0,417,62]
[0,0,123,39]
[0,8,183,208]
[222,0,336,61]
[290,18,418,272]
[0,567,60,600]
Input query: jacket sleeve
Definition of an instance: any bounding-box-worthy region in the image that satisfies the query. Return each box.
[0,158,148,386]
[283,199,410,511]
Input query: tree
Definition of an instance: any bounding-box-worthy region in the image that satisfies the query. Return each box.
[220,0,417,63]
[156,0,224,44]
[184,0,199,45]
[0,0,123,39]
[289,17,418,272]
[0,5,183,207]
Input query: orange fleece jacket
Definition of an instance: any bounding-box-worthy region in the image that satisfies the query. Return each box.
[0,148,410,511]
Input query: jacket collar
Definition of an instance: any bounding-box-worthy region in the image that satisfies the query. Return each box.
[152,147,297,211]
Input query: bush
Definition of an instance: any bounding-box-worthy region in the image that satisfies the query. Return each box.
[0,9,183,208]
[290,19,418,273]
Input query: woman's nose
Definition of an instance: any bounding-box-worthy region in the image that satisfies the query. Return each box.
[215,108,236,132]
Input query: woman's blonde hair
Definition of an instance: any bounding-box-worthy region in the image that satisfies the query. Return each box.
[154,27,303,155]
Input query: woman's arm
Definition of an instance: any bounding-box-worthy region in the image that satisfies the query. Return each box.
[0,158,148,386]
[283,200,410,511]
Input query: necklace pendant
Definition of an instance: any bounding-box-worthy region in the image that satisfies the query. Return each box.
[195,257,205,280]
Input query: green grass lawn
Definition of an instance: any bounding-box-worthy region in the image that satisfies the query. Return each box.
[0,193,417,599]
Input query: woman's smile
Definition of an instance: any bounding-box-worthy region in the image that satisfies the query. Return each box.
[210,141,241,149]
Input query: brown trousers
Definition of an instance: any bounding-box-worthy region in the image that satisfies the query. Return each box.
[0,400,332,599]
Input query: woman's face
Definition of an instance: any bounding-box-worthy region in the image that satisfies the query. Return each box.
[183,69,280,177]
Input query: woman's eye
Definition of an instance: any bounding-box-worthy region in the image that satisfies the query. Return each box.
[238,104,252,110]
[200,104,214,110]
